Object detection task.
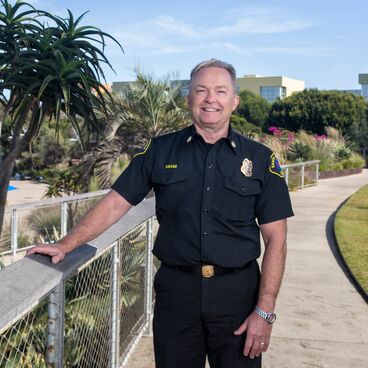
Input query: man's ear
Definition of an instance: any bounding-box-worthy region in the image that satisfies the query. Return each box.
[232,95,240,112]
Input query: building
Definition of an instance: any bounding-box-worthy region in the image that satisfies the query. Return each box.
[359,74,368,99]
[112,74,305,103]
[236,75,305,103]
[111,81,131,93]
[340,89,361,96]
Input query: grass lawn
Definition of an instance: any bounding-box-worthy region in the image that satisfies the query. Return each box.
[334,184,368,293]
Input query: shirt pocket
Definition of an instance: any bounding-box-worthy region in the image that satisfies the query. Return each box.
[152,172,188,217]
[220,176,262,221]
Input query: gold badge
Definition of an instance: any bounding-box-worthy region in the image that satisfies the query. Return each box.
[241,158,253,177]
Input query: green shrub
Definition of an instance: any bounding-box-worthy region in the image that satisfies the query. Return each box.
[350,153,365,168]
[330,162,344,171]
[335,146,352,160]
[27,207,61,243]
[288,141,313,161]
[230,115,260,137]
[0,221,33,253]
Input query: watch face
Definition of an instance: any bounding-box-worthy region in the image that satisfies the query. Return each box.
[266,313,276,324]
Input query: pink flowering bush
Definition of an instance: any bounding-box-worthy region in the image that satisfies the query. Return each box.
[258,126,365,171]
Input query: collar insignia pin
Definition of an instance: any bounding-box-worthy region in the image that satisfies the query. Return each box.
[241,158,253,177]
[231,141,236,148]
[186,136,192,143]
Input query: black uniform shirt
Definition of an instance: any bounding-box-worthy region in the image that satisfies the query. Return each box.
[112,124,294,267]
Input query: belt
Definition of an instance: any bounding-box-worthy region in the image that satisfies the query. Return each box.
[163,261,252,278]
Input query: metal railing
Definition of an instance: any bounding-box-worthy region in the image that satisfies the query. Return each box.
[281,160,320,189]
[0,190,109,260]
[0,197,157,368]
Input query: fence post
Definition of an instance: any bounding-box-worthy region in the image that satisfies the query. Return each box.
[111,241,120,368]
[47,282,65,368]
[60,202,68,238]
[11,209,18,256]
[284,167,289,187]
[316,162,319,185]
[301,165,305,189]
[144,217,154,336]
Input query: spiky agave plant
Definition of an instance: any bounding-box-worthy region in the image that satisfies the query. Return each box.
[0,0,123,236]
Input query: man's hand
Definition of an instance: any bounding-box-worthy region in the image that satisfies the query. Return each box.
[25,190,132,265]
[234,312,272,359]
[26,243,67,264]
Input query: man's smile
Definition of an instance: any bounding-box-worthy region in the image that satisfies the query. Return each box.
[202,107,221,112]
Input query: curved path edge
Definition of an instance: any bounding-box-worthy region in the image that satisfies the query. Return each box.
[331,204,368,303]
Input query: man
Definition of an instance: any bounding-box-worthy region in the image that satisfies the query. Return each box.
[27,59,293,367]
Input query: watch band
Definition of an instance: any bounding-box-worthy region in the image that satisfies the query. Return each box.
[254,306,277,324]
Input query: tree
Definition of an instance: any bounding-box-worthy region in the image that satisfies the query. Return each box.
[234,90,271,130]
[0,0,123,235]
[267,89,368,138]
[77,71,191,190]
[117,71,190,145]
[230,114,260,138]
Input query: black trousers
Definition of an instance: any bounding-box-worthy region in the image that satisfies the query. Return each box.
[153,261,261,368]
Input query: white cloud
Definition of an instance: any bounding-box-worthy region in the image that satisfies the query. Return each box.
[111,7,316,57]
[219,5,314,34]
[253,46,335,57]
[154,16,197,38]
[336,35,353,42]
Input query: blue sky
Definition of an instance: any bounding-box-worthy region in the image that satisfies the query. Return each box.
[28,0,367,90]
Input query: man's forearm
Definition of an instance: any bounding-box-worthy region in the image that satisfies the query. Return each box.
[58,190,132,254]
[257,220,288,311]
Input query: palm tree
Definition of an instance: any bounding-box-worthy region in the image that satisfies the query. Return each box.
[0,0,123,235]
[118,70,190,144]
[77,71,191,190]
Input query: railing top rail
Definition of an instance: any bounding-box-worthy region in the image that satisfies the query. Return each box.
[5,189,110,213]
[0,197,155,331]
[281,160,320,169]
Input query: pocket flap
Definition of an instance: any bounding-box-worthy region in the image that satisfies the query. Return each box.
[152,172,188,185]
[224,176,261,196]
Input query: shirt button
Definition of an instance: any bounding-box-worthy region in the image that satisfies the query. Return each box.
[203,208,208,214]
[208,163,213,169]
[203,232,208,237]
[241,187,247,193]
[206,186,210,192]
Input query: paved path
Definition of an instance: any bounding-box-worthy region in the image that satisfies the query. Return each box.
[6,180,48,206]
[128,171,368,368]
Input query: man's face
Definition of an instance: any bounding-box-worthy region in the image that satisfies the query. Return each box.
[187,67,239,131]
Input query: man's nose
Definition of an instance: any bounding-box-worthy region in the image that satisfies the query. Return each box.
[205,90,216,103]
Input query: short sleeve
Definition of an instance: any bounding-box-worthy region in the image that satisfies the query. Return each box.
[111,139,154,205]
[255,152,294,224]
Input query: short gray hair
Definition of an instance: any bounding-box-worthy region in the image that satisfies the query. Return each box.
[189,59,237,92]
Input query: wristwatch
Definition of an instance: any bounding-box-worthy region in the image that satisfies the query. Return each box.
[254,306,277,324]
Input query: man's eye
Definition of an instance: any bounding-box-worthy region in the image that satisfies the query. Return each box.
[196,89,205,93]
[218,90,226,94]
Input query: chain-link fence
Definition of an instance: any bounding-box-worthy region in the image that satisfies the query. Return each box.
[0,191,108,266]
[0,198,157,368]
[63,246,114,367]
[0,297,49,367]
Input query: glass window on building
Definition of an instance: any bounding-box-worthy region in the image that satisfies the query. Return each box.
[361,84,368,99]
[260,86,286,103]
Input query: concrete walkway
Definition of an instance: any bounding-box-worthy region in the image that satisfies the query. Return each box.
[127,171,368,368]
[6,180,49,206]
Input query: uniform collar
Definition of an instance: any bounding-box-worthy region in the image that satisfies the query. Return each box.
[185,124,238,155]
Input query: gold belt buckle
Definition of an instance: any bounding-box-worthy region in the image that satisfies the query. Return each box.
[202,265,215,278]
